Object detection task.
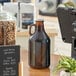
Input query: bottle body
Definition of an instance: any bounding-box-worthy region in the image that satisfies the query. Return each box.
[29,20,50,69]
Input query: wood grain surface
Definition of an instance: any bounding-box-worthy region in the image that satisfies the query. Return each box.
[20,50,60,76]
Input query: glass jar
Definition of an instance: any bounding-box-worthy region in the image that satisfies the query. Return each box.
[0,4,16,45]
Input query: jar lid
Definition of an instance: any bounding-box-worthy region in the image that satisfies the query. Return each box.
[0,4,16,21]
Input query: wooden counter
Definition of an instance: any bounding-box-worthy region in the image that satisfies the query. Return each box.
[21,50,60,76]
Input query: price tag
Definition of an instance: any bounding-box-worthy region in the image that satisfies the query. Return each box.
[0,45,20,76]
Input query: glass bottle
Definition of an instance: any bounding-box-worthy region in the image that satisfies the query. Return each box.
[29,19,50,69]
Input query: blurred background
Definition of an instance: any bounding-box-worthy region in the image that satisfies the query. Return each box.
[0,0,76,57]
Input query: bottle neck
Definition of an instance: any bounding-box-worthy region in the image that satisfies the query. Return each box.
[36,20,44,32]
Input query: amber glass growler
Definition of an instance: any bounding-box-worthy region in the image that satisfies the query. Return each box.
[29,20,50,69]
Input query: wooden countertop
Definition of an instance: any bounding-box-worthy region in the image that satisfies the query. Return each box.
[21,50,60,76]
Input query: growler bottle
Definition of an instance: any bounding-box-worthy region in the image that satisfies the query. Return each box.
[29,20,50,69]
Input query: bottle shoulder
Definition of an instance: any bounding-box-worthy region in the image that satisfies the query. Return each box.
[29,31,50,41]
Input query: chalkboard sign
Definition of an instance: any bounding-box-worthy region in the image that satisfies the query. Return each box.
[0,45,20,76]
